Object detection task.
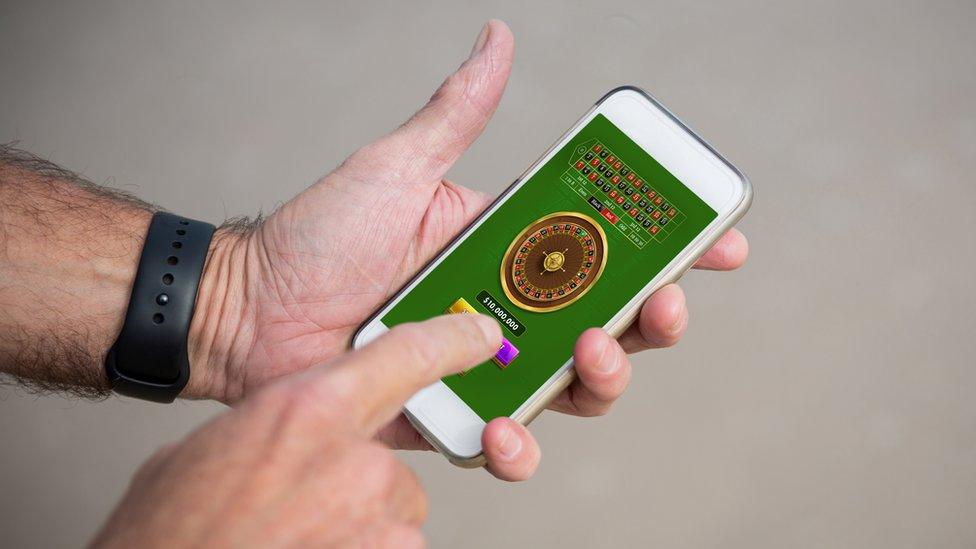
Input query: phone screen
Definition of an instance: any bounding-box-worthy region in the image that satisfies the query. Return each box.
[382,114,718,421]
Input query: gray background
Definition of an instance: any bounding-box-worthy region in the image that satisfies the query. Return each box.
[1,0,974,547]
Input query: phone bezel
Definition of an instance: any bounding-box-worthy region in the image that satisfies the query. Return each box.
[352,86,753,463]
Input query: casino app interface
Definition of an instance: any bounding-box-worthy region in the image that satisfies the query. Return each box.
[382,114,717,421]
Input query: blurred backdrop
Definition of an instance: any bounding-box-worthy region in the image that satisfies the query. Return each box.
[1,1,974,547]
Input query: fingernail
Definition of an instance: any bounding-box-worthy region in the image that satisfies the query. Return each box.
[667,308,687,336]
[497,424,522,459]
[470,22,490,57]
[594,334,619,374]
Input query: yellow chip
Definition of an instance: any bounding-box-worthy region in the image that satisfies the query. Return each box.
[445,297,477,315]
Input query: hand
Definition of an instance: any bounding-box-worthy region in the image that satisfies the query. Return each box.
[187,20,748,480]
[92,314,502,549]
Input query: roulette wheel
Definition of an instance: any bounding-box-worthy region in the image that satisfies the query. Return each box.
[501,212,608,313]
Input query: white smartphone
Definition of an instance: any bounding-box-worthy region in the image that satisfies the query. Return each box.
[353,86,752,467]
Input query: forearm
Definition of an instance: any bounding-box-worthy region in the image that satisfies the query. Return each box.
[0,145,242,398]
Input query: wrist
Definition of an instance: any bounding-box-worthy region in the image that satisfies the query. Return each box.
[184,227,253,403]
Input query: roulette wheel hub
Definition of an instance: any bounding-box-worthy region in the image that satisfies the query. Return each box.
[543,250,566,272]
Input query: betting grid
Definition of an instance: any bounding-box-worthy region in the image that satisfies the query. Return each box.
[561,139,687,249]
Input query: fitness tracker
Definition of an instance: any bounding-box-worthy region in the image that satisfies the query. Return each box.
[105,212,215,402]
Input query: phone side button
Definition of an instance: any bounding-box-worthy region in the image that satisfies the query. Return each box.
[665,264,694,286]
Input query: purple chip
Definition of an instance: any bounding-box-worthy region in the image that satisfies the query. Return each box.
[492,338,519,368]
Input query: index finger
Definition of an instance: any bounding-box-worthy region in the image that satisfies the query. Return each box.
[328,314,502,435]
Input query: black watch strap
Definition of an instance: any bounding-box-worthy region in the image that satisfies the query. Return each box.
[105,212,215,402]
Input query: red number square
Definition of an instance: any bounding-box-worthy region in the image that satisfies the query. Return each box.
[593,144,603,153]
[607,155,616,164]
[629,208,638,217]
[650,225,660,235]
[588,172,598,181]
[575,161,585,170]
[652,210,662,220]
[611,175,621,184]
[627,173,636,182]
[615,196,625,205]
[667,208,677,217]
[646,190,657,199]
[609,190,618,198]
[614,161,622,170]
[654,196,664,206]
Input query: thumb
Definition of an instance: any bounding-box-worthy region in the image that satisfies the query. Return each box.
[339,19,514,187]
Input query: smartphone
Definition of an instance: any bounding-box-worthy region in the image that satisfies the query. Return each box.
[353,86,752,467]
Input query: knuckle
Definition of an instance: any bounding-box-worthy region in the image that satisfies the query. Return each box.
[134,442,178,482]
[394,464,428,521]
[247,381,298,412]
[337,140,407,186]
[387,323,438,372]
[441,67,490,117]
[388,321,424,343]
[270,387,316,425]
[241,382,277,409]
[253,379,341,431]
[353,442,401,493]
[354,442,428,521]
[296,372,347,413]
[342,140,384,173]
[438,70,469,102]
